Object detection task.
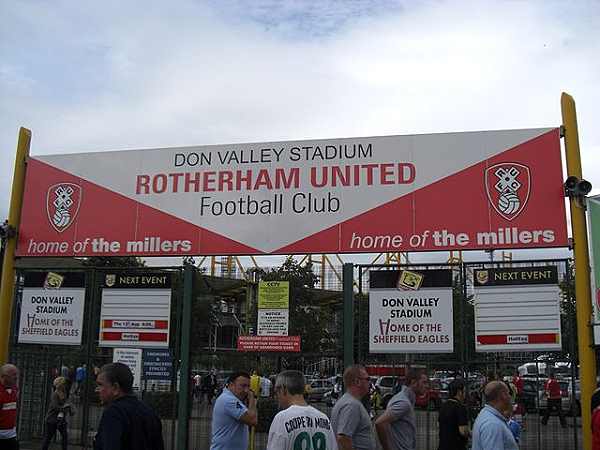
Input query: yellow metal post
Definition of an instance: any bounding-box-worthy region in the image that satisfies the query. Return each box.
[0,127,31,363]
[561,92,596,450]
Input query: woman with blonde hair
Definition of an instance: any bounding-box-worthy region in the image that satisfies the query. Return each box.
[41,376,72,450]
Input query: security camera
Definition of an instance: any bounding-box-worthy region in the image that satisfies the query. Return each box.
[0,221,16,240]
[578,179,593,195]
[564,176,593,197]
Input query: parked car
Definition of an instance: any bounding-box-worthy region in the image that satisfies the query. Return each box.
[376,376,400,408]
[432,371,456,382]
[307,378,333,402]
[566,379,581,416]
[438,380,450,403]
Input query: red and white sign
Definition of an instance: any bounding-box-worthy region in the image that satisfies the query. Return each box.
[16,128,568,256]
[99,288,171,348]
[237,335,301,352]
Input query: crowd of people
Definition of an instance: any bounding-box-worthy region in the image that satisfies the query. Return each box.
[0,361,592,449]
[208,365,526,450]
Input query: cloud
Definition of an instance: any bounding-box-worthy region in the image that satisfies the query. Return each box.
[1,0,599,263]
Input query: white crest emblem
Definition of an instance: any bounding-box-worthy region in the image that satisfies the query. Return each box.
[46,183,82,233]
[485,163,531,221]
[105,274,116,287]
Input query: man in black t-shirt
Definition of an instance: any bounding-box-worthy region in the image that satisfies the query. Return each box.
[438,379,470,450]
[94,363,164,450]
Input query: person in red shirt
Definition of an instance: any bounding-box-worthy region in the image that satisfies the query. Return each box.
[0,364,19,450]
[512,370,526,423]
[541,371,566,428]
[593,406,600,450]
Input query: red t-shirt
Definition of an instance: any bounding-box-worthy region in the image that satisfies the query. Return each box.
[0,383,18,431]
[593,407,600,450]
[545,378,561,399]
[512,376,524,395]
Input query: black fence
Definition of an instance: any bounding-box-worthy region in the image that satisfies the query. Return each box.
[357,259,581,450]
[8,259,584,450]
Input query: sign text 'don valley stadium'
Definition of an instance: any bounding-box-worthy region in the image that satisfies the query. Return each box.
[16,128,568,257]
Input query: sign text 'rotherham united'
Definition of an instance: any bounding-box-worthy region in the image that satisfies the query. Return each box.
[17,129,567,256]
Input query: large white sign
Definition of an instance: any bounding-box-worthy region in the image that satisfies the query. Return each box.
[369,270,454,353]
[474,267,562,352]
[16,128,568,256]
[18,273,85,345]
[99,273,171,348]
[257,310,289,336]
[113,348,142,389]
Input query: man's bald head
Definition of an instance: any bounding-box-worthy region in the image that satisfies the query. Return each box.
[0,364,19,388]
[484,380,511,410]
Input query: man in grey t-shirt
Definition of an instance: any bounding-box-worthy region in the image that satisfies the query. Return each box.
[375,369,429,450]
[331,365,376,450]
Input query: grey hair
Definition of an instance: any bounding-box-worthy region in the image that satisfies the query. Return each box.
[275,370,306,396]
[0,364,18,376]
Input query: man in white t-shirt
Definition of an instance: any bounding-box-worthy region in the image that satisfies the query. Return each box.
[267,370,338,450]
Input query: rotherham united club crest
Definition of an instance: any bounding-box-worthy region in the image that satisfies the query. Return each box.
[485,163,531,221]
[46,183,82,233]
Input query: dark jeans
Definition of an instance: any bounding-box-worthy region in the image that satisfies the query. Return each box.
[41,421,68,450]
[201,390,214,404]
[0,437,19,450]
[542,398,567,427]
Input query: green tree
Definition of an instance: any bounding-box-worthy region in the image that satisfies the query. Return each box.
[257,257,336,355]
[83,256,145,267]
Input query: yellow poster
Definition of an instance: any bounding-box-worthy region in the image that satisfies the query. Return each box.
[258,281,289,309]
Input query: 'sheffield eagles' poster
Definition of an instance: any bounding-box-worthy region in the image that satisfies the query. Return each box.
[18,272,86,345]
[369,269,454,353]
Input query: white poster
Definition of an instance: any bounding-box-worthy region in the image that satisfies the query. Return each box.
[113,348,142,389]
[18,272,86,345]
[474,267,562,352]
[369,287,454,353]
[99,273,172,348]
[257,310,289,336]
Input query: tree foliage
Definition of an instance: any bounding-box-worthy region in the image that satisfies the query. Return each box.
[83,256,145,267]
[256,257,336,354]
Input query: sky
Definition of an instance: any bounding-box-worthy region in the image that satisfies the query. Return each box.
[1,0,599,267]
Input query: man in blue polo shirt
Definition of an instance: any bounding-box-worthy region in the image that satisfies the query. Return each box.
[472,381,518,450]
[210,371,258,450]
